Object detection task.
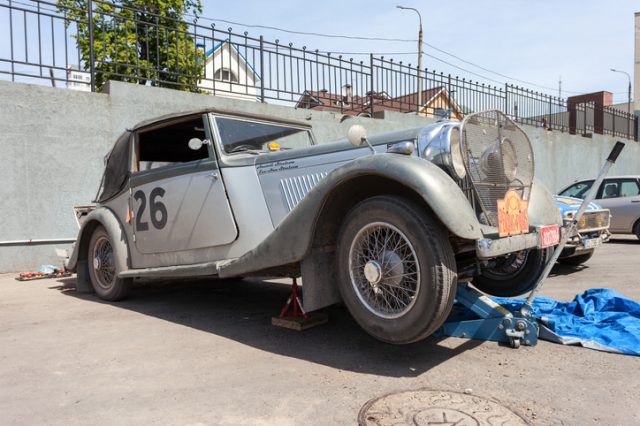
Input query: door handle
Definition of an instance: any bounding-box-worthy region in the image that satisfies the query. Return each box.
[631,200,640,203]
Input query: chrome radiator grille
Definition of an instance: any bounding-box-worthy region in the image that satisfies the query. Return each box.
[460,111,535,226]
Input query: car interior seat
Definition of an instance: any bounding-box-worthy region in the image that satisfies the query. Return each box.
[603,184,619,198]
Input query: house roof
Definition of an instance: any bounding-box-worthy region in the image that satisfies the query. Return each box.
[295,87,461,117]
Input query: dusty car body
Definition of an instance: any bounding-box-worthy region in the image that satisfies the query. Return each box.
[558,176,640,240]
[553,195,610,264]
[66,108,562,344]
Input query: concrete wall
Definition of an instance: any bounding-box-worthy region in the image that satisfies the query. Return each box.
[1,80,639,272]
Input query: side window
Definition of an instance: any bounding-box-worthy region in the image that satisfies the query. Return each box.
[620,180,640,197]
[600,179,640,199]
[559,181,593,199]
[134,116,210,172]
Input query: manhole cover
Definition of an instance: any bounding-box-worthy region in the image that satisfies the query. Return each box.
[358,389,527,425]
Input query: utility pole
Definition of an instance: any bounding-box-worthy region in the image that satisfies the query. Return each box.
[558,75,562,99]
[397,6,423,114]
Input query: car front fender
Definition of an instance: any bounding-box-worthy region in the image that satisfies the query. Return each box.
[218,154,482,278]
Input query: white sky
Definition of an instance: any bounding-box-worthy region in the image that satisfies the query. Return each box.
[0,0,636,103]
[200,0,638,103]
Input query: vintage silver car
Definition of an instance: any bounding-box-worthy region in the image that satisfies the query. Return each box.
[66,108,562,344]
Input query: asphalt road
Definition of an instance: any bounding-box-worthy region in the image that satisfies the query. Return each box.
[1,236,639,425]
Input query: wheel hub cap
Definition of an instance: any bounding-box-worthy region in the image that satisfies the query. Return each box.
[364,261,383,284]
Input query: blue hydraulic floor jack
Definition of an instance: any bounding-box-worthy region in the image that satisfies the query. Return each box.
[439,282,538,348]
[439,141,625,349]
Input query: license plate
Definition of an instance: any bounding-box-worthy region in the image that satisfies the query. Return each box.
[583,237,602,249]
[540,225,560,248]
[497,190,529,237]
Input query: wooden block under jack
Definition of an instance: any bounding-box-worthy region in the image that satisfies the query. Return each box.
[271,312,329,331]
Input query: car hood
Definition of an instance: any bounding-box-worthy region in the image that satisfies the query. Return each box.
[553,195,603,214]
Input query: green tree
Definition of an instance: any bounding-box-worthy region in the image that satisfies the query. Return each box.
[58,0,204,91]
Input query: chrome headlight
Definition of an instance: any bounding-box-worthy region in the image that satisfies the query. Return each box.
[417,123,467,179]
[480,137,518,182]
[448,127,466,179]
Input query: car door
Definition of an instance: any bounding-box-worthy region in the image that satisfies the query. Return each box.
[129,114,238,254]
[594,178,640,233]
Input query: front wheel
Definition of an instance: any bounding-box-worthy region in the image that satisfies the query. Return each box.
[473,248,551,297]
[87,225,132,301]
[336,196,457,344]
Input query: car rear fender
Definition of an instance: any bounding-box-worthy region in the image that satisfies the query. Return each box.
[65,207,130,292]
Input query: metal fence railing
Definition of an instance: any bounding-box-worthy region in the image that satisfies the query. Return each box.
[1,0,637,141]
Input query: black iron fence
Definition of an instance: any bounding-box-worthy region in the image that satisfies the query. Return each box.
[1,0,637,140]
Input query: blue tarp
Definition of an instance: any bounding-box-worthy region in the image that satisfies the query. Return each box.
[493,289,640,356]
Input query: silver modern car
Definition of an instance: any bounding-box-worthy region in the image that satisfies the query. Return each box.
[558,176,640,240]
[66,108,562,344]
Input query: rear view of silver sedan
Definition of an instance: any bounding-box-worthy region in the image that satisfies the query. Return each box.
[558,175,640,239]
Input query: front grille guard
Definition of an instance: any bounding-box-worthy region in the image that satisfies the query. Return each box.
[460,110,535,227]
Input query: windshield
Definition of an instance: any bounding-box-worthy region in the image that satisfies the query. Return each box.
[559,180,594,199]
[216,117,313,155]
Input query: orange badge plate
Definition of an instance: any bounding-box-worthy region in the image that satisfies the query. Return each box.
[497,190,529,237]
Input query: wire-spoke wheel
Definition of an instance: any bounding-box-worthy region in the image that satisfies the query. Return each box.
[87,225,131,301]
[349,222,420,319]
[337,196,457,344]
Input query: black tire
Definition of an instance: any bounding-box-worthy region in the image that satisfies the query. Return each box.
[87,225,132,301]
[336,195,457,345]
[558,249,594,265]
[634,220,640,241]
[473,248,551,297]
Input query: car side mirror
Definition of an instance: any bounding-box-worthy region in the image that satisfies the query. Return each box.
[347,125,368,147]
[347,124,376,155]
[188,138,205,151]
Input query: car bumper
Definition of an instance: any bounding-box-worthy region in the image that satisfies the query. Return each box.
[475,226,562,259]
[564,230,610,253]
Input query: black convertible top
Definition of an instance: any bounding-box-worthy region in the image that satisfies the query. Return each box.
[95,108,312,203]
[96,131,131,203]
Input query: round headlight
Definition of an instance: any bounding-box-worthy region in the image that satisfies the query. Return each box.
[501,138,518,181]
[449,127,466,179]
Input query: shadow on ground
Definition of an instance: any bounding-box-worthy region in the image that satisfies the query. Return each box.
[608,237,639,245]
[53,276,482,378]
[549,262,588,277]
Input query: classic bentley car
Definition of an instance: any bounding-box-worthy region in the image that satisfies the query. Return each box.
[66,108,562,344]
[553,195,611,265]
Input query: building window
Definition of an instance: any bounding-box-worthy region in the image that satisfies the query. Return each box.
[214,68,238,83]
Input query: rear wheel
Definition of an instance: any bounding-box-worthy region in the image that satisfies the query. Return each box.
[336,196,457,344]
[558,249,594,265]
[473,248,551,297]
[634,220,640,241]
[87,226,132,301]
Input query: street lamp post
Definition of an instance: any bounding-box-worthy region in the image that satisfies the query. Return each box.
[397,6,423,114]
[610,68,632,138]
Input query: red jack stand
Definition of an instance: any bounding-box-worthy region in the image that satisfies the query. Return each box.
[278,277,307,320]
[271,278,329,331]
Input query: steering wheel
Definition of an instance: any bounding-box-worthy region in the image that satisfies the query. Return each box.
[228,144,259,153]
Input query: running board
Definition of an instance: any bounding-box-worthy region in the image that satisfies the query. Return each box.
[118,260,230,279]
